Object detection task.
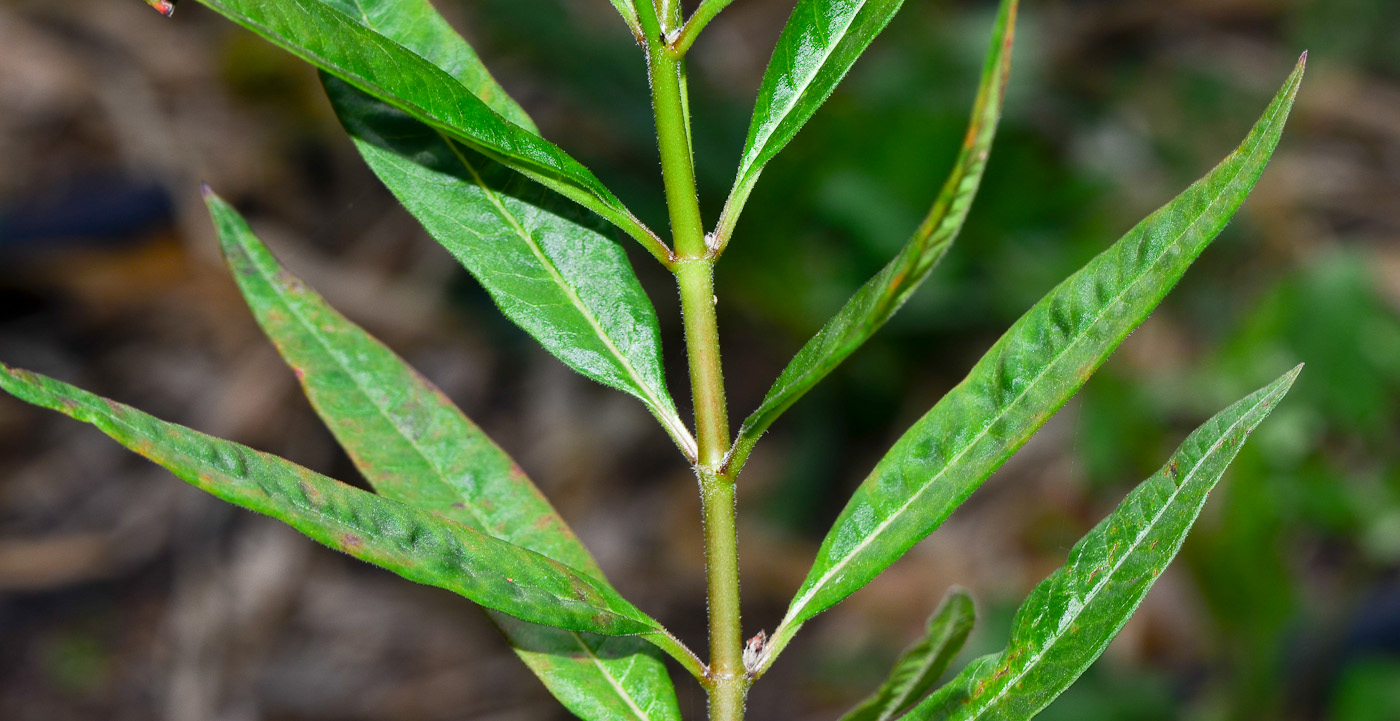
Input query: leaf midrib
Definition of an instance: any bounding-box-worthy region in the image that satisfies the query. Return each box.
[741,0,871,177]
[438,135,690,454]
[956,398,1266,719]
[783,95,1283,628]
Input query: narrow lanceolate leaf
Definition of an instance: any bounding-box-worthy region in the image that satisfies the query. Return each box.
[324,80,694,458]
[210,193,689,719]
[840,588,977,721]
[900,367,1302,721]
[775,55,1305,648]
[0,365,663,637]
[719,0,906,240]
[187,0,660,252]
[729,0,1017,473]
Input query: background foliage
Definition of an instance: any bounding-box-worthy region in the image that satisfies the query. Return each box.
[0,0,1396,719]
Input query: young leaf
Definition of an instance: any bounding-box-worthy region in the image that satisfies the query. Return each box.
[771,54,1305,651]
[898,366,1302,721]
[210,192,696,714]
[323,80,695,458]
[187,0,663,256]
[839,588,977,721]
[318,0,535,132]
[729,0,1018,474]
[718,0,906,242]
[0,364,664,637]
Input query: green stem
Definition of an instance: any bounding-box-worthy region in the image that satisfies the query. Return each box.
[699,467,747,717]
[644,12,746,718]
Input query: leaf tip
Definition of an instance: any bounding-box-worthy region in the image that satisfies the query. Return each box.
[1283,362,1305,387]
[199,182,215,201]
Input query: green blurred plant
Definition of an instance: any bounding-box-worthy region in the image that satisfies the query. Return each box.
[1,1,1310,719]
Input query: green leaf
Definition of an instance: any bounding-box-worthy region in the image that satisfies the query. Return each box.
[190,0,662,254]
[323,79,694,458]
[899,366,1302,721]
[210,196,686,716]
[769,54,1305,654]
[840,588,977,721]
[318,0,535,131]
[718,0,906,241]
[0,364,663,637]
[729,0,1018,474]
[210,192,690,718]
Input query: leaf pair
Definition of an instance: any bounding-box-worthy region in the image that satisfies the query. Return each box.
[0,192,694,719]
[728,0,1019,473]
[755,52,1306,667]
[0,361,654,636]
[842,367,1300,721]
[183,0,695,460]
[23,0,697,714]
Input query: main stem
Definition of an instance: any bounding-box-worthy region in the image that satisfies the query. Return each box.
[648,36,747,721]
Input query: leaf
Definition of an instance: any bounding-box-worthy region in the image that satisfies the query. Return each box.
[190,0,660,251]
[210,192,690,718]
[840,588,977,721]
[729,0,1018,473]
[317,0,535,131]
[899,367,1303,721]
[323,79,694,458]
[606,0,643,38]
[0,364,665,637]
[719,0,906,239]
[772,54,1305,649]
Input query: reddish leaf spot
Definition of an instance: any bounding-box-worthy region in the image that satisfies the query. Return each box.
[341,533,364,550]
[298,480,323,505]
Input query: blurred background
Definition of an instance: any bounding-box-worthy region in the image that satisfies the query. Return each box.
[1,0,1398,719]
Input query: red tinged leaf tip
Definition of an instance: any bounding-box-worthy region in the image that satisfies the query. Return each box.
[199,182,214,200]
[145,0,177,17]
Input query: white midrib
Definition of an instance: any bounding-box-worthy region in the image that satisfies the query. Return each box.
[440,136,694,456]
[781,92,1287,631]
[741,0,871,177]
[575,634,655,720]
[961,399,1268,718]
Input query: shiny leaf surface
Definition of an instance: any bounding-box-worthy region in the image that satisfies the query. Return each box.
[211,194,689,715]
[900,367,1302,720]
[720,0,905,239]
[190,0,658,249]
[0,364,663,636]
[729,0,1017,473]
[324,79,694,457]
[775,55,1305,644]
[840,588,977,721]
[318,0,534,131]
